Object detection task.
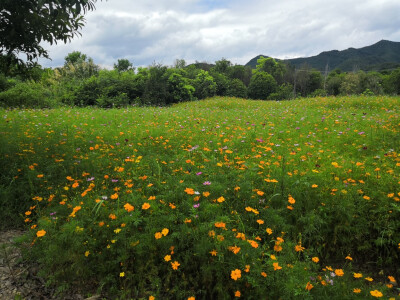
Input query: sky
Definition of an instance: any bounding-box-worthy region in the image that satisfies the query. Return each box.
[38,0,400,69]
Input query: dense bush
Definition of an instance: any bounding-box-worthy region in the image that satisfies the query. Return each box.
[248,72,277,99]
[0,81,57,108]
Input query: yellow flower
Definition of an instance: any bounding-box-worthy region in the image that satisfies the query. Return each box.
[257,190,264,196]
[187,297,195,300]
[210,250,217,256]
[353,273,363,278]
[353,288,361,294]
[161,228,169,236]
[230,269,241,280]
[365,277,373,281]
[36,229,46,237]
[312,257,319,263]
[266,228,273,235]
[370,290,383,298]
[85,250,90,257]
[119,272,125,277]
[155,232,162,239]
[164,255,171,262]
[149,296,155,300]
[311,184,318,188]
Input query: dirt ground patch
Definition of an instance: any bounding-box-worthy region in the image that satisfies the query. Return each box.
[0,230,100,300]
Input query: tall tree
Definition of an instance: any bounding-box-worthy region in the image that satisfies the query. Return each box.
[0,0,100,73]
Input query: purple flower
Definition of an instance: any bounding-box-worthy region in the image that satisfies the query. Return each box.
[203,181,211,185]
[111,179,118,183]
[358,131,365,135]
[196,172,202,176]
[87,177,95,181]
[193,203,200,208]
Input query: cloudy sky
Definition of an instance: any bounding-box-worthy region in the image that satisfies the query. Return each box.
[38,0,400,69]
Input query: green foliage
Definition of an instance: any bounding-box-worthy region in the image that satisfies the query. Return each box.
[269,83,293,100]
[167,73,195,104]
[248,72,277,99]
[0,81,57,108]
[114,59,134,73]
[193,70,217,99]
[226,79,247,98]
[0,0,100,73]
[255,56,286,84]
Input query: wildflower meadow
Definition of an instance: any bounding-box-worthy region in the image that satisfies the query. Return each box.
[0,96,399,299]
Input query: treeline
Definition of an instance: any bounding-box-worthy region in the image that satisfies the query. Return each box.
[1,51,400,108]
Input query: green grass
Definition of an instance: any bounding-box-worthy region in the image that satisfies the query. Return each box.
[0,96,399,299]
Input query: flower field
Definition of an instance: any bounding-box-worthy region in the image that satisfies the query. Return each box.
[0,96,399,299]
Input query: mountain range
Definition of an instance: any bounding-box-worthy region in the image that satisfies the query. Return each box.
[245,40,400,72]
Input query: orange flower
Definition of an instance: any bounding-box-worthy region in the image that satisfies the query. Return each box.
[161,228,169,236]
[353,273,363,278]
[124,203,134,212]
[305,282,314,291]
[111,193,118,200]
[370,290,383,298]
[288,194,295,204]
[266,228,273,235]
[260,271,267,277]
[210,250,217,256]
[69,205,81,217]
[203,191,210,197]
[217,196,225,203]
[353,288,361,293]
[155,232,162,239]
[230,269,241,280]
[244,265,250,272]
[171,261,180,270]
[214,222,226,229]
[142,202,151,210]
[256,219,264,225]
[228,245,241,254]
[109,213,117,220]
[248,240,259,248]
[295,244,305,252]
[36,230,46,237]
[257,190,264,196]
[236,232,246,240]
[312,257,319,263]
[184,187,195,195]
[335,269,344,277]
[234,290,241,297]
[273,262,282,270]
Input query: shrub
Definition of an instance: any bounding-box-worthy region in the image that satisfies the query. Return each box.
[0,81,57,108]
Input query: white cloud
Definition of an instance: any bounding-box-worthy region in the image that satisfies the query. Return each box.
[38,0,400,68]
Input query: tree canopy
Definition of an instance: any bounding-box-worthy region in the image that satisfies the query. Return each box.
[0,0,99,72]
